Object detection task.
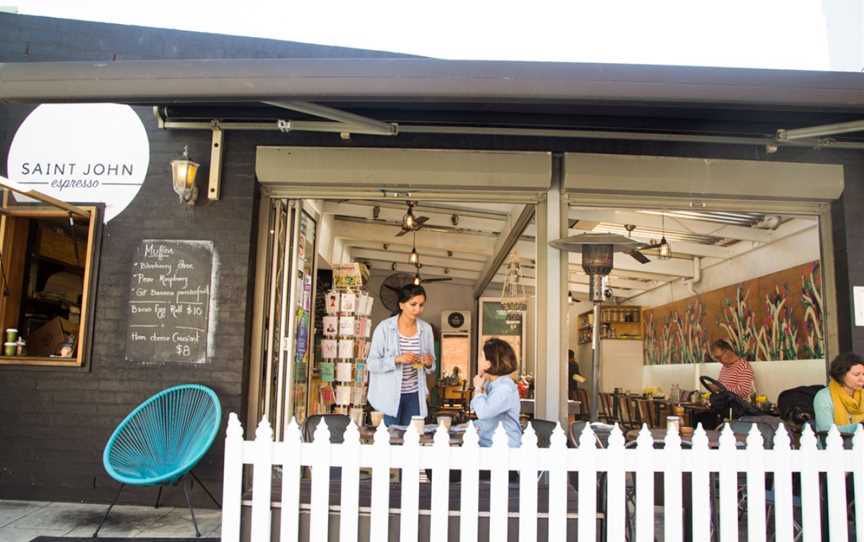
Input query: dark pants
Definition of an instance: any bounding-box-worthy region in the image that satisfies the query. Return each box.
[384,392,420,427]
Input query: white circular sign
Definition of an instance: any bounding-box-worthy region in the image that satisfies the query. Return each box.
[7,103,149,222]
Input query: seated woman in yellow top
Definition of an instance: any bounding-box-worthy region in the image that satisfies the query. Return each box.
[813,352,864,434]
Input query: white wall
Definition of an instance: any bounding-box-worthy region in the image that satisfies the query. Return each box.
[628,226,819,308]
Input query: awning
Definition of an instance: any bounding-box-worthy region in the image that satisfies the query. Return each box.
[2,58,864,111]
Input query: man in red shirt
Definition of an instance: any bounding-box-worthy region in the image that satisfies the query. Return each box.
[711,339,754,399]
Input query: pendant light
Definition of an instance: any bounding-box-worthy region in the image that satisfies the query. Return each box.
[409,231,419,264]
[658,211,672,260]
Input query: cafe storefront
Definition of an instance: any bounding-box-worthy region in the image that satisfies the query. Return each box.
[1,13,863,506]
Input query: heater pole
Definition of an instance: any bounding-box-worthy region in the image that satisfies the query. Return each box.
[590,302,602,421]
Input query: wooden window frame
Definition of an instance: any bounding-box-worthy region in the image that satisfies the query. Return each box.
[0,205,102,367]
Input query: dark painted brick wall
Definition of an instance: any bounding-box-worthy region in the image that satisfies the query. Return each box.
[1,12,863,506]
[0,13,407,505]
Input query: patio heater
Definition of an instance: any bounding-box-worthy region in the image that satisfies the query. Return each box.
[550,233,643,421]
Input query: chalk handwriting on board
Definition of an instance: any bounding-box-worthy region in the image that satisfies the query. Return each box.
[125,240,219,364]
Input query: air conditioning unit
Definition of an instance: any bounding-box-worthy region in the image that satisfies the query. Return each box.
[441,310,471,333]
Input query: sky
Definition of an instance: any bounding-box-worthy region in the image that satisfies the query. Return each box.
[5,0,863,71]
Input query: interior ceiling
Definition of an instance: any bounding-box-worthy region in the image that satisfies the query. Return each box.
[327,200,819,300]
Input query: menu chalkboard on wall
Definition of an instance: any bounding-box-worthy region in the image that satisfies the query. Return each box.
[125,240,217,364]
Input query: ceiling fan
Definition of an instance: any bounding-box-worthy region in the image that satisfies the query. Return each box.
[622,224,670,263]
[394,201,430,237]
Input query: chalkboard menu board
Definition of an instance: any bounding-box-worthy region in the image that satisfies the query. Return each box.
[125,240,217,364]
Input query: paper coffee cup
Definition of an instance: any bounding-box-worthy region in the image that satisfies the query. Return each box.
[4,342,16,356]
[6,329,17,343]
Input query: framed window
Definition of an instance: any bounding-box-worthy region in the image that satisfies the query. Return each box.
[0,204,101,367]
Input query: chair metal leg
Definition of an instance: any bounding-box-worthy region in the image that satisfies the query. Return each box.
[190,470,221,508]
[93,483,125,538]
[154,486,163,509]
[182,476,202,538]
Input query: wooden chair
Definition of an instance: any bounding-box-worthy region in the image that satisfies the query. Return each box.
[620,396,643,429]
[634,399,653,428]
[598,393,615,423]
[575,388,591,420]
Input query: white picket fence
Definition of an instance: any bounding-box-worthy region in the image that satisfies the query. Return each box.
[220,412,864,542]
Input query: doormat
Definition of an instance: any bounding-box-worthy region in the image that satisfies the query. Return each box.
[31,538,219,542]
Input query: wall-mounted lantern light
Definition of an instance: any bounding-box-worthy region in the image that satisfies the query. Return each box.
[170,145,199,205]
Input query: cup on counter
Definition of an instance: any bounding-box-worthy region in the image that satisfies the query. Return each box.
[411,415,426,434]
[6,328,17,343]
[4,342,16,356]
[666,416,681,434]
[437,415,452,430]
[370,410,384,428]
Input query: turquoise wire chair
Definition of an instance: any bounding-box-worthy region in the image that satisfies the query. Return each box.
[94,384,222,538]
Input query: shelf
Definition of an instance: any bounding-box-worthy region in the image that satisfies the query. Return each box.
[31,253,85,272]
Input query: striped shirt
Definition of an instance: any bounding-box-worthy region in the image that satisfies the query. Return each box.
[399,332,420,393]
[718,358,754,399]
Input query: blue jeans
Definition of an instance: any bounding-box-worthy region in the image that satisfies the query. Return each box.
[383,392,420,426]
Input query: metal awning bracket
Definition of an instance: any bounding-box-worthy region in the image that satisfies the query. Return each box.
[267,100,398,136]
[208,121,223,201]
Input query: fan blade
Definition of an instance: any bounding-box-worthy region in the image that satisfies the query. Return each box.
[627,249,651,264]
[415,216,430,226]
[422,277,453,283]
[394,228,409,237]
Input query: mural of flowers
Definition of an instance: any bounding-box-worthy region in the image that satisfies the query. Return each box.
[755,286,799,361]
[643,261,825,365]
[718,286,757,360]
[801,263,824,359]
[671,301,708,364]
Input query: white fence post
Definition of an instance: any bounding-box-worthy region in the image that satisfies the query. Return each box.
[634,425,654,542]
[605,425,627,542]
[488,424,510,542]
[825,426,849,542]
[744,425,767,542]
[519,423,538,542]
[458,422,480,542]
[250,418,274,542]
[717,424,739,542]
[577,423,598,542]
[369,423,391,542]
[798,424,822,542]
[339,421,361,542]
[661,424,682,542]
[854,429,864,542]
[220,413,244,542]
[399,422,421,542]
[772,423,794,542]
[689,425,711,542]
[309,418,332,542]
[429,423,451,542]
[279,418,302,542]
[547,423,568,542]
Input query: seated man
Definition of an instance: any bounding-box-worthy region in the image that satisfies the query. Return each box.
[711,339,754,399]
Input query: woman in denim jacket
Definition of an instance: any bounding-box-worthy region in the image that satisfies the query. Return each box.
[366,284,436,426]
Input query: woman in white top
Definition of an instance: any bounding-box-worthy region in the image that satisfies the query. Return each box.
[366,284,436,426]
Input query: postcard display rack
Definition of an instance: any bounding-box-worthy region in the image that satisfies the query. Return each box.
[318,287,374,426]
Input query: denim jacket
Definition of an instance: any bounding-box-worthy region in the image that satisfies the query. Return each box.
[366,315,436,418]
